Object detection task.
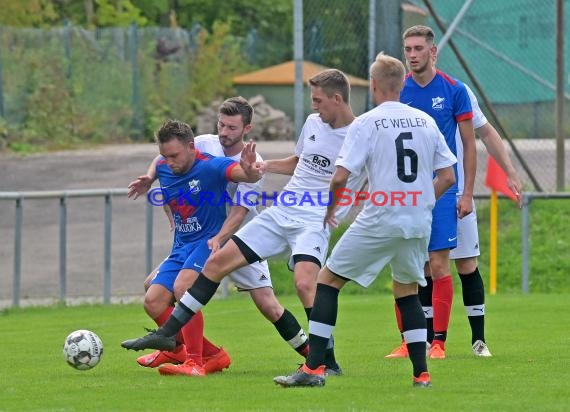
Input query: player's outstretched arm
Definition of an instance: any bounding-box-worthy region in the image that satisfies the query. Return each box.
[127,155,161,199]
[260,155,299,175]
[231,140,263,183]
[433,165,456,199]
[477,122,523,208]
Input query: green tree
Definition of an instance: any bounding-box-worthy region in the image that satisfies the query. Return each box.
[131,0,170,25]
[0,0,59,27]
[187,21,251,106]
[94,0,147,26]
[48,0,147,27]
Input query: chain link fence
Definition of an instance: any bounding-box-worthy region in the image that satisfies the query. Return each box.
[414,0,569,193]
[300,0,569,193]
[0,22,254,148]
[0,0,567,192]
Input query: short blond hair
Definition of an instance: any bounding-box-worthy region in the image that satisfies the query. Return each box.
[370,53,405,93]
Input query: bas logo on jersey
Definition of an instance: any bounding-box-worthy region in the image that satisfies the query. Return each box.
[309,154,331,168]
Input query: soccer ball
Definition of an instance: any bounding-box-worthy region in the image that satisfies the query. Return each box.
[63,330,104,370]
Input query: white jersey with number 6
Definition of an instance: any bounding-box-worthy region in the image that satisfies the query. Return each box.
[336,101,457,238]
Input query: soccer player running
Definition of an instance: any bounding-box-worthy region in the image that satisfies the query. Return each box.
[122,119,261,376]
[386,83,523,359]
[128,97,310,374]
[121,68,359,376]
[390,25,476,360]
[273,52,457,388]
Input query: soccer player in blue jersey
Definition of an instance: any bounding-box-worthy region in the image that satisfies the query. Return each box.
[128,98,310,375]
[122,119,261,376]
[390,25,476,360]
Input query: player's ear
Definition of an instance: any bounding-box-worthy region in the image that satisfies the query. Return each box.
[334,92,343,104]
[243,123,253,135]
[370,78,377,93]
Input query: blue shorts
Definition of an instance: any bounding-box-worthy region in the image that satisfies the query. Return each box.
[428,192,458,252]
[151,238,213,292]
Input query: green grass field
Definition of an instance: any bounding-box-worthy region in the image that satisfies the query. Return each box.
[1,293,567,411]
[267,198,570,295]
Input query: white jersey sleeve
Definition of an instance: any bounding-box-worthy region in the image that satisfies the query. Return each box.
[335,116,371,176]
[465,84,487,129]
[194,134,225,157]
[455,84,487,195]
[294,124,306,157]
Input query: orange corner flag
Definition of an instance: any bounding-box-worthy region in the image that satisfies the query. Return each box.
[484,156,518,201]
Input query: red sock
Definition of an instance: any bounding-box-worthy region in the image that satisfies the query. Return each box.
[181,310,204,365]
[394,302,403,334]
[154,306,173,326]
[154,306,184,347]
[202,336,220,357]
[432,275,453,348]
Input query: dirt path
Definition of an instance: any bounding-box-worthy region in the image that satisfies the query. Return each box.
[0,142,293,307]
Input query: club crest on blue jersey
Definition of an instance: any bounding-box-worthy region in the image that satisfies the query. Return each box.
[431,96,445,110]
[188,179,201,194]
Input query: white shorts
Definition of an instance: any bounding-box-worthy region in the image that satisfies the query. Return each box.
[450,198,480,260]
[326,225,428,288]
[228,260,272,291]
[234,206,330,267]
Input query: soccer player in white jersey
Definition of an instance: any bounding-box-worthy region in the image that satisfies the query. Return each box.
[273,53,457,388]
[126,97,309,375]
[386,84,523,359]
[122,70,359,375]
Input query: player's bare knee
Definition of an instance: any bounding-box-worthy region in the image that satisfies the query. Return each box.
[255,299,283,322]
[172,281,190,301]
[204,252,224,274]
[143,296,163,318]
[172,284,188,301]
[250,289,283,322]
[428,259,451,278]
[294,278,316,304]
[455,257,478,274]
